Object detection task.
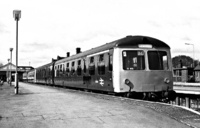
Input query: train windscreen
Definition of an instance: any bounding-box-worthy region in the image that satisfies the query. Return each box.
[122,51,145,70]
[148,51,168,70]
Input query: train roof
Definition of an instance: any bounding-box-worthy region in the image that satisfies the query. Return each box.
[36,62,53,69]
[114,35,169,48]
[55,35,170,64]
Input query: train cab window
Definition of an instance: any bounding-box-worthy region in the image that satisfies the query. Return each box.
[98,54,105,75]
[77,60,82,76]
[122,51,145,70]
[89,57,95,75]
[148,51,168,70]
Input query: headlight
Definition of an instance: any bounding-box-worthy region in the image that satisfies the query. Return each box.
[164,78,170,84]
[125,79,130,85]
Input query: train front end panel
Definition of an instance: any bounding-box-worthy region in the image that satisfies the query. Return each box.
[112,47,175,100]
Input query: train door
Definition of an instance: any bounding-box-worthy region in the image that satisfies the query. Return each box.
[112,48,121,92]
[83,57,92,89]
[85,50,114,92]
[94,49,114,92]
[106,49,114,91]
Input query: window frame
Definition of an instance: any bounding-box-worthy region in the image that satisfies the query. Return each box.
[77,60,82,76]
[98,54,105,75]
[147,50,169,70]
[122,50,145,70]
[89,56,95,75]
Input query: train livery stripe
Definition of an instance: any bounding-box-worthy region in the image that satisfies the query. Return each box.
[86,50,109,58]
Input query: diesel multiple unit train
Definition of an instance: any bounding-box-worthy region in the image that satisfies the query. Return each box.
[23,35,176,101]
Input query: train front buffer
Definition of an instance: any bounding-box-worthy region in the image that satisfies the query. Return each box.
[120,71,176,101]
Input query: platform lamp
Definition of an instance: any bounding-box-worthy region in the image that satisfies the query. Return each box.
[185,43,195,67]
[10,48,13,86]
[7,59,10,83]
[13,10,21,94]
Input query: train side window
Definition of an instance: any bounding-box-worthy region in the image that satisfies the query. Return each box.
[60,64,62,72]
[48,68,51,76]
[41,69,42,78]
[89,57,95,75]
[56,65,59,77]
[122,51,145,70]
[66,63,70,74]
[109,54,113,71]
[54,66,57,77]
[60,64,63,76]
[83,59,86,73]
[71,61,75,74]
[57,65,60,77]
[90,57,94,63]
[63,64,65,72]
[57,65,59,76]
[98,54,105,75]
[77,60,82,76]
[43,69,45,78]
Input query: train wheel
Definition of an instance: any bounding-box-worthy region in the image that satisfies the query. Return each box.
[124,92,132,98]
[148,93,158,101]
[142,92,148,100]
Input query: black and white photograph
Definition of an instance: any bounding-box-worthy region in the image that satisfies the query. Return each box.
[0,0,200,127]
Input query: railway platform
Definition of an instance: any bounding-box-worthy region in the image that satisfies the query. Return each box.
[0,83,200,128]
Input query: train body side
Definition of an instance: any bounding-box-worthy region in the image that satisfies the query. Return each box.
[25,36,176,101]
[27,69,36,83]
[54,50,114,92]
[35,62,54,85]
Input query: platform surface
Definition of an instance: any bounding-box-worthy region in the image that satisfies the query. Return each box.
[0,82,199,128]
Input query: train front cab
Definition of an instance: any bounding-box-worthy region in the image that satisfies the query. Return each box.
[112,45,176,101]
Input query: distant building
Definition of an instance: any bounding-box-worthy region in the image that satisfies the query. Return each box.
[0,63,33,82]
[194,65,200,82]
[173,67,194,82]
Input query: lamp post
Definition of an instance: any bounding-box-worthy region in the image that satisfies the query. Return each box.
[7,59,10,83]
[185,43,195,67]
[13,10,21,94]
[10,48,13,86]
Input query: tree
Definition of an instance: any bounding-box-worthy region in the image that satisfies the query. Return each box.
[172,55,198,68]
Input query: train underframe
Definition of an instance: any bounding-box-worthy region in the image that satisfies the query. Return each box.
[34,76,176,102]
[122,90,176,102]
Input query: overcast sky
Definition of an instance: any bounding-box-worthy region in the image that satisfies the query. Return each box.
[0,0,200,67]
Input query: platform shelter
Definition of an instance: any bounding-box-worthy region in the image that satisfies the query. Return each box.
[0,63,33,82]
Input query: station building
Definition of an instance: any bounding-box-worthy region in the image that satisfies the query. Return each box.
[0,63,33,82]
[173,67,194,82]
[194,65,200,82]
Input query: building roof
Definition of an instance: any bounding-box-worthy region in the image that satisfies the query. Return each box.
[0,63,16,71]
[0,63,34,72]
[194,65,200,71]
